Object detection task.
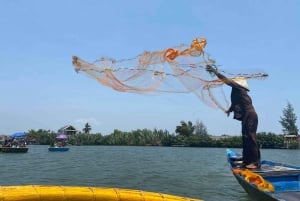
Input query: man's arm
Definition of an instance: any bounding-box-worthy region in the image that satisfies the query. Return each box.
[206,65,234,116]
[205,65,237,88]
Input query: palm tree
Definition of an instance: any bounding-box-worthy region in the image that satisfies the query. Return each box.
[83,123,92,134]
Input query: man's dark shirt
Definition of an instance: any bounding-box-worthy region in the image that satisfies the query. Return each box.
[229,83,255,121]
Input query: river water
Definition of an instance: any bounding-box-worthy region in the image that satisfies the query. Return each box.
[1,146,300,201]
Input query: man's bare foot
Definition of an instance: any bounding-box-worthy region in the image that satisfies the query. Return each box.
[246,163,259,169]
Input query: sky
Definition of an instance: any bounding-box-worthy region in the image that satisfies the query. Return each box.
[1,0,299,136]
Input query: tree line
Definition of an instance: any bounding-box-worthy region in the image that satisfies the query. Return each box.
[25,101,298,149]
[26,127,286,149]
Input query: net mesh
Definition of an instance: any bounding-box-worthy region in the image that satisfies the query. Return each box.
[72,37,268,112]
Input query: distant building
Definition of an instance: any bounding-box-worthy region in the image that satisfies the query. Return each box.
[283,134,300,149]
[210,134,232,140]
[58,125,77,135]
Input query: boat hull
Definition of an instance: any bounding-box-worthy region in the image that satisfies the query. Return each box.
[233,173,278,201]
[48,147,69,152]
[227,149,300,201]
[0,147,29,153]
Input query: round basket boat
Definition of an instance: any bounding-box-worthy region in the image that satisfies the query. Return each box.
[0,185,203,201]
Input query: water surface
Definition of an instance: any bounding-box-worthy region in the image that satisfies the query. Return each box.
[1,146,300,201]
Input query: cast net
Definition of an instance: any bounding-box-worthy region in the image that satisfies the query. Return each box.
[72,37,267,112]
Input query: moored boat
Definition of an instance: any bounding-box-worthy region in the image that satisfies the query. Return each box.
[48,133,69,152]
[0,132,28,153]
[227,148,300,201]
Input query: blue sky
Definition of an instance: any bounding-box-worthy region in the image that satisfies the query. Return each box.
[1,0,299,136]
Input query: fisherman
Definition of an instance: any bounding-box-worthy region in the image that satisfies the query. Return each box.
[206,65,260,169]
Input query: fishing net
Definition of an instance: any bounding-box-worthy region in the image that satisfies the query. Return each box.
[72,37,267,112]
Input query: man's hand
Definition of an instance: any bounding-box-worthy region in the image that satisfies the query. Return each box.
[205,65,217,74]
[225,109,231,117]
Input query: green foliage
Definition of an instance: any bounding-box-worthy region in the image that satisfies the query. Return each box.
[287,141,299,149]
[257,132,284,149]
[214,136,242,148]
[279,101,299,135]
[24,120,286,149]
[175,121,194,137]
[185,135,213,147]
[26,129,56,145]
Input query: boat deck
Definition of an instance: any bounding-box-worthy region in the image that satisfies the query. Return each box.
[256,161,300,175]
[228,151,300,174]
[273,191,300,201]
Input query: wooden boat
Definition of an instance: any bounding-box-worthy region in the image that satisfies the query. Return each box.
[0,185,203,201]
[227,148,300,201]
[0,146,29,153]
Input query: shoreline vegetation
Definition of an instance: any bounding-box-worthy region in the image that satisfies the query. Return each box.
[23,128,292,149]
[2,101,298,149]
